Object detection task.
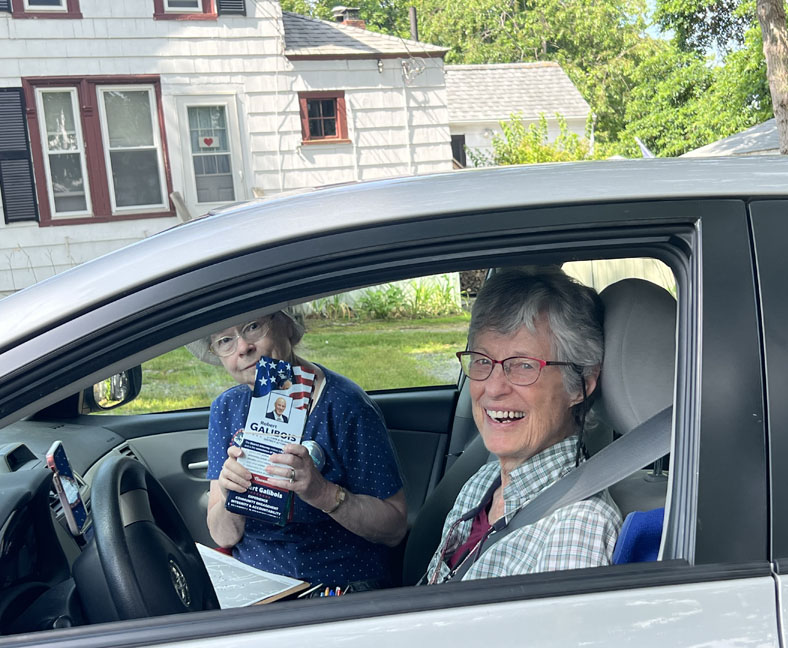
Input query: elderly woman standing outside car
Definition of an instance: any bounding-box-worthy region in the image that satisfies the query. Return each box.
[191,311,407,589]
[426,269,621,584]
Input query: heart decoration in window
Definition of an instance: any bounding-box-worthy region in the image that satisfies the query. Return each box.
[201,137,219,149]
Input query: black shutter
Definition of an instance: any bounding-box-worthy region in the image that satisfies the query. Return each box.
[0,1,10,12]
[217,0,245,15]
[0,89,39,223]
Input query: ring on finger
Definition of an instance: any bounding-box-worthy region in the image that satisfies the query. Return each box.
[289,467,296,482]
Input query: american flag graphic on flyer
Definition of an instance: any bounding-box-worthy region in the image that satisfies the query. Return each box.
[224,356,315,526]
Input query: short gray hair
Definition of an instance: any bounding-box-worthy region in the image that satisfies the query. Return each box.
[469,267,604,400]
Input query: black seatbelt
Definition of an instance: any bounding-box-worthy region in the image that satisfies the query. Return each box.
[450,406,673,581]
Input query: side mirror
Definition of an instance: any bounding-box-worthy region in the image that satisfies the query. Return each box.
[83,366,143,412]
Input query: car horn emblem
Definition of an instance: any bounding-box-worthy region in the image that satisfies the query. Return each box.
[168,559,191,607]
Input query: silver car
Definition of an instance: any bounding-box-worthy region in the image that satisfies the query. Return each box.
[1,157,787,647]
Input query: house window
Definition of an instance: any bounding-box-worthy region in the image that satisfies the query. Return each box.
[23,76,173,224]
[97,87,167,212]
[298,92,349,143]
[153,0,216,20]
[24,0,65,9]
[10,0,81,17]
[187,106,235,203]
[166,0,200,11]
[34,88,91,216]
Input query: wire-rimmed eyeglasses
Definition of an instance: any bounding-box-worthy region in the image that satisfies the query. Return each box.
[209,320,270,357]
[456,351,579,386]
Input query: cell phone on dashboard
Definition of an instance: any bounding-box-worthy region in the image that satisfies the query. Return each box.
[46,440,90,537]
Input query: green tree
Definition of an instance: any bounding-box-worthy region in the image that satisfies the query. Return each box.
[278,0,409,35]
[654,0,750,53]
[654,0,788,153]
[467,113,596,166]
[407,0,660,143]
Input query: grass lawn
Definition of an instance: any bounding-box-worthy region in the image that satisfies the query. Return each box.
[117,313,470,414]
[300,314,470,390]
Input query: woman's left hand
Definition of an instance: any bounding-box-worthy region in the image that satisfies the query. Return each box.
[267,443,332,509]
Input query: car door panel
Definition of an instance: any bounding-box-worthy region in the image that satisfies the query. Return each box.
[749,200,788,642]
[9,564,777,648]
[80,386,459,544]
[123,429,213,547]
[373,388,459,525]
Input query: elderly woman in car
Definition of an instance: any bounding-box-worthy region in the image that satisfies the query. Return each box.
[426,268,621,584]
[193,310,407,589]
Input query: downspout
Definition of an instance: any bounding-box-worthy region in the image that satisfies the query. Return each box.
[401,66,415,175]
[275,34,284,193]
[350,97,361,181]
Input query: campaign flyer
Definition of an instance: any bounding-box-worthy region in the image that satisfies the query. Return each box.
[225,357,315,526]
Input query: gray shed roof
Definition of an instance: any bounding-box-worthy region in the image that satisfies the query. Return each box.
[445,62,590,123]
[681,118,779,157]
[282,12,448,59]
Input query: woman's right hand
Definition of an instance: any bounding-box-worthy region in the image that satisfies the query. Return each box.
[218,443,252,499]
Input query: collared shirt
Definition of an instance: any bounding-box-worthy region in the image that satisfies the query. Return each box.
[426,435,622,584]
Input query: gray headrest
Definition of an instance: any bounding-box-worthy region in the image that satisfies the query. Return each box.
[598,278,676,434]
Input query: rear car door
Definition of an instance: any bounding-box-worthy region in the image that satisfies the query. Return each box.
[749,199,788,644]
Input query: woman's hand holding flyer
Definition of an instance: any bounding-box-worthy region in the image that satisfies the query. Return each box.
[224,357,315,526]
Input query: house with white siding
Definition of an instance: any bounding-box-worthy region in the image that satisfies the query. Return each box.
[445,62,590,167]
[0,1,451,296]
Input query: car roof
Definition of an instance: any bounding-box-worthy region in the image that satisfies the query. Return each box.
[2,156,788,350]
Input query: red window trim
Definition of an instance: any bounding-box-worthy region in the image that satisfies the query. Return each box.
[22,75,174,226]
[10,0,82,18]
[298,91,349,143]
[153,0,217,20]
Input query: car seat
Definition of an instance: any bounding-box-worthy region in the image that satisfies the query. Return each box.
[400,277,676,585]
[597,278,676,563]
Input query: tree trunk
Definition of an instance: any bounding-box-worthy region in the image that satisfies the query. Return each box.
[757,0,788,154]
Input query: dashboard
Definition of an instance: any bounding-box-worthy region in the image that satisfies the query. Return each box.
[0,419,126,634]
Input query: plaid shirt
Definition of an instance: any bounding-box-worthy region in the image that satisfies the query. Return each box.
[426,435,621,584]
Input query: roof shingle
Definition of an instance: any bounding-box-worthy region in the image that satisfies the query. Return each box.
[446,62,589,123]
[282,12,448,59]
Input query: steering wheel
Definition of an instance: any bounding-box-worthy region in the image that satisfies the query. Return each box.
[73,456,220,622]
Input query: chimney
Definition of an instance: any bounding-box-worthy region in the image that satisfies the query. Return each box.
[331,6,366,29]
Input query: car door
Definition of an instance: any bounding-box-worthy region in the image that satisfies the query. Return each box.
[0,192,779,647]
[749,199,788,644]
[168,198,773,647]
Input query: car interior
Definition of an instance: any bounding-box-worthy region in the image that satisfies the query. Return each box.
[0,255,679,635]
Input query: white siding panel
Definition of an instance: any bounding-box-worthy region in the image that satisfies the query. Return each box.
[358,164,407,180]
[357,129,409,147]
[356,147,408,166]
[411,124,451,145]
[347,91,404,111]
[0,218,178,296]
[412,142,453,161]
[281,167,356,189]
[352,109,403,129]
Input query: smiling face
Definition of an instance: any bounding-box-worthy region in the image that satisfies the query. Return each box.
[469,318,587,470]
[274,398,286,415]
[213,316,293,387]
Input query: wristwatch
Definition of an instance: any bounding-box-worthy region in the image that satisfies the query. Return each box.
[322,484,347,514]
